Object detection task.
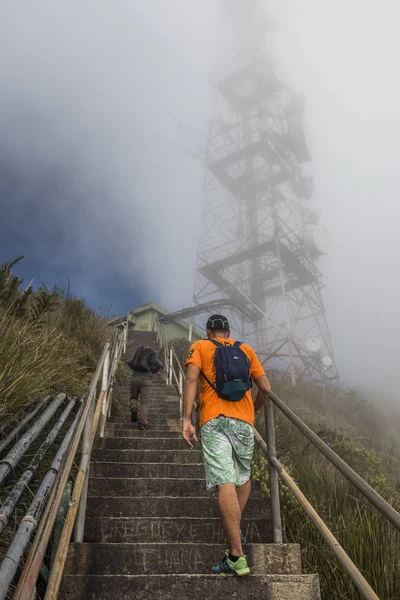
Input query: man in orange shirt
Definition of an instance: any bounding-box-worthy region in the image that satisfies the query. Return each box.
[183,315,271,576]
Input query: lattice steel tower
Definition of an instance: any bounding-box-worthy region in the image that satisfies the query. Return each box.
[191,0,339,385]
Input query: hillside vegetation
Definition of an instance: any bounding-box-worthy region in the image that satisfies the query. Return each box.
[0,257,108,421]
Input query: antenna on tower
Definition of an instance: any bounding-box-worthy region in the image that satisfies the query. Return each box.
[184,1,339,386]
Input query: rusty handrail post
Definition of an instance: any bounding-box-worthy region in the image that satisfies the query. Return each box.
[264,398,283,543]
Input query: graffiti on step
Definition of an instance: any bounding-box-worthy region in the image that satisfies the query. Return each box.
[98,518,265,544]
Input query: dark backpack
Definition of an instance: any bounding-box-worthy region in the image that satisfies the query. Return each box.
[128,346,154,373]
[201,340,252,402]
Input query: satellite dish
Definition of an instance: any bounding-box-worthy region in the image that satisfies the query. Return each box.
[309,209,321,225]
[257,117,269,132]
[220,105,236,130]
[321,356,333,367]
[304,226,333,256]
[275,181,295,201]
[305,338,322,354]
[258,116,275,132]
[237,79,256,98]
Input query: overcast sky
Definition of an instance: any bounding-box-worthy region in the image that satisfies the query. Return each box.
[0,1,399,404]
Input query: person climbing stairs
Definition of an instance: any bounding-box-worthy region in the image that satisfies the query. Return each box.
[60,330,320,599]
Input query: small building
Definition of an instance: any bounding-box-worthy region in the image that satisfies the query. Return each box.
[108,302,203,343]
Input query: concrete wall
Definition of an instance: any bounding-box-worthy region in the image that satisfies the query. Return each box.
[132,309,155,333]
[127,306,202,343]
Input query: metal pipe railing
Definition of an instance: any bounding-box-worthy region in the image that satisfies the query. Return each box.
[264,399,282,543]
[45,336,124,598]
[99,334,125,438]
[0,408,81,600]
[254,430,380,600]
[269,391,400,532]
[0,396,50,455]
[13,342,110,600]
[154,318,170,384]
[0,394,66,485]
[0,397,77,535]
[73,347,110,542]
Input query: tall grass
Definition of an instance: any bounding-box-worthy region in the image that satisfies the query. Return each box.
[253,374,400,600]
[0,257,109,421]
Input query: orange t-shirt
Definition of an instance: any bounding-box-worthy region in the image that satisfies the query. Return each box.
[185,338,265,428]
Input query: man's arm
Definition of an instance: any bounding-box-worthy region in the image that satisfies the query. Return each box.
[182,364,200,448]
[253,374,272,412]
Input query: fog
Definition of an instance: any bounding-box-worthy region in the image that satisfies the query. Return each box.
[0,1,399,406]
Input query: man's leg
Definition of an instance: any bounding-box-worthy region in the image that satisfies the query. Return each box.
[236,479,251,515]
[129,378,141,422]
[217,483,243,557]
[138,379,151,426]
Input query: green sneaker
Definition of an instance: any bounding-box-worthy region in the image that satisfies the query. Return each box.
[212,550,251,576]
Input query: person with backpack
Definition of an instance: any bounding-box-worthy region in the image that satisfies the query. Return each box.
[127,346,163,430]
[182,314,271,576]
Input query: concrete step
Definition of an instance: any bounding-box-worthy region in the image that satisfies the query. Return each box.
[64,543,301,576]
[83,516,272,544]
[60,573,321,600]
[107,416,180,425]
[109,412,181,420]
[98,438,189,450]
[111,405,181,412]
[86,496,269,518]
[106,421,181,431]
[91,449,202,464]
[98,436,193,450]
[143,418,181,425]
[127,331,157,341]
[104,428,182,438]
[116,388,178,395]
[90,462,205,479]
[115,384,178,398]
[88,478,262,498]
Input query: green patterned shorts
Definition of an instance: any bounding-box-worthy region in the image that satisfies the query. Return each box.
[201,416,255,491]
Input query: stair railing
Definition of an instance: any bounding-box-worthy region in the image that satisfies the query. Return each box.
[153,317,169,383]
[10,321,129,600]
[254,392,400,600]
[154,318,195,423]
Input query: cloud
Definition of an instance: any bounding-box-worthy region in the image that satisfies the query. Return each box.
[0,0,399,404]
[0,0,217,311]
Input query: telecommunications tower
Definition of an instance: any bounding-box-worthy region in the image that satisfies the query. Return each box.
[165,1,339,385]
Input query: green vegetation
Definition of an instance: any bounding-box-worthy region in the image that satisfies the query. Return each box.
[0,257,109,421]
[253,375,400,600]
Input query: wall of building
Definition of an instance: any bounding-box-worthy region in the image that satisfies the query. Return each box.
[115,304,203,343]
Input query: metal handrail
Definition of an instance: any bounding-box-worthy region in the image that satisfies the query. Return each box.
[154,319,193,421]
[254,392,400,600]
[268,391,400,532]
[254,427,379,600]
[154,318,170,384]
[11,321,129,600]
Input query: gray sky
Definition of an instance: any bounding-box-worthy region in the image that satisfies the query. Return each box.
[0,1,399,406]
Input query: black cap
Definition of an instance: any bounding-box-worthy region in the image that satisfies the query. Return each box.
[206,314,230,330]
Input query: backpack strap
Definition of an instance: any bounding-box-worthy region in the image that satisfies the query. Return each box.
[199,339,221,391]
[200,370,217,392]
[208,339,222,348]
[233,341,242,348]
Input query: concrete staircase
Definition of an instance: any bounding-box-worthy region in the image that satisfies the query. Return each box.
[61,331,320,599]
